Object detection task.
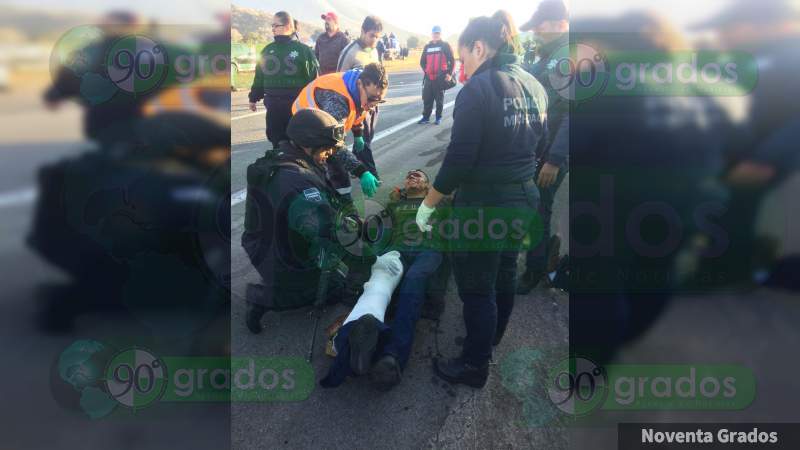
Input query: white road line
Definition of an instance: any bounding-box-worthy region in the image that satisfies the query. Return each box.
[230,188,248,206]
[231,85,423,122]
[231,111,265,121]
[373,100,455,143]
[0,187,37,209]
[1,100,457,210]
[230,100,456,207]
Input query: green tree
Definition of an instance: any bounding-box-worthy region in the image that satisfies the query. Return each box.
[407,36,420,49]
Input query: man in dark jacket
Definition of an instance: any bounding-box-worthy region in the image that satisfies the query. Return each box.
[241,109,348,333]
[418,25,455,125]
[517,0,571,293]
[315,12,350,75]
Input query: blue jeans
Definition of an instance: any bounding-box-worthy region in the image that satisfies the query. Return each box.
[383,251,443,367]
[320,251,443,387]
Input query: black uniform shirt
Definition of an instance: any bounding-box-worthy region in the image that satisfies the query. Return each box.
[243,141,341,292]
[433,53,549,195]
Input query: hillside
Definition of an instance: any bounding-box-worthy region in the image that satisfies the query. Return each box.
[231,5,324,45]
[232,1,425,47]
[0,5,97,41]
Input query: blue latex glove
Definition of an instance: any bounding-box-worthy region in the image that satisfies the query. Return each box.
[353,136,365,153]
[360,172,381,197]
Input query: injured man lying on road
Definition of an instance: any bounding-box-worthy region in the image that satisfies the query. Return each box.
[321,169,448,391]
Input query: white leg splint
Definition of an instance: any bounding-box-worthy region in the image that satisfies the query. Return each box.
[343,251,404,325]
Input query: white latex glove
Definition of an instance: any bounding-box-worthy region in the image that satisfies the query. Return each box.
[415,202,436,232]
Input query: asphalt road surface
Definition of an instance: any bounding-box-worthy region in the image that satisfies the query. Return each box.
[230,69,570,449]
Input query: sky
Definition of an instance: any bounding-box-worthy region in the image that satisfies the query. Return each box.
[362,0,731,37]
[0,0,226,23]
[0,0,734,34]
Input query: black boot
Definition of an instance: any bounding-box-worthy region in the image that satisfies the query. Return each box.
[348,314,381,376]
[370,354,402,391]
[245,302,266,334]
[516,269,543,295]
[434,357,489,388]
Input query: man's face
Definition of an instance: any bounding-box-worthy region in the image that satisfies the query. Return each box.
[324,18,338,34]
[313,147,336,164]
[358,80,387,109]
[404,170,429,191]
[533,20,568,44]
[432,32,442,42]
[361,29,382,48]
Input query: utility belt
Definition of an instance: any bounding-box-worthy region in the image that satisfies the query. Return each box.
[459,177,536,191]
[454,178,538,205]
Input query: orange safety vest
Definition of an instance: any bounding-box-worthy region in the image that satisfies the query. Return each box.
[291,72,366,131]
[143,74,230,127]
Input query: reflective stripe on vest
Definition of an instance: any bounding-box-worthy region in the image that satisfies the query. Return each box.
[144,86,227,124]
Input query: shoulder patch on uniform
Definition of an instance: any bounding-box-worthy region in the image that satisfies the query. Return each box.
[303,188,322,202]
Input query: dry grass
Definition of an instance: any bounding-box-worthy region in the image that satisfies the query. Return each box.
[234,50,423,90]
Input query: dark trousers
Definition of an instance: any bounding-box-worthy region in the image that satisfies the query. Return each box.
[321,250,442,387]
[422,78,444,120]
[451,181,540,367]
[525,165,568,272]
[264,94,294,149]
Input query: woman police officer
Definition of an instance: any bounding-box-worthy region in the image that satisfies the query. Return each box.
[416,16,549,387]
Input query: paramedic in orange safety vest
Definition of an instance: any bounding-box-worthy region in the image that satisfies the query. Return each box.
[292,62,388,199]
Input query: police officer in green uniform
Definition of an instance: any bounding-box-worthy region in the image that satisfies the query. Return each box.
[248,11,319,149]
[517,0,571,293]
[241,108,347,333]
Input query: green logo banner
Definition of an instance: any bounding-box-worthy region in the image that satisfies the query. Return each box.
[602,364,756,410]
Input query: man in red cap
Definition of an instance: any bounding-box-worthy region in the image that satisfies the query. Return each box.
[315,12,350,75]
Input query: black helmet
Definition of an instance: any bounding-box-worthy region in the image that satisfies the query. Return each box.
[287,108,346,150]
